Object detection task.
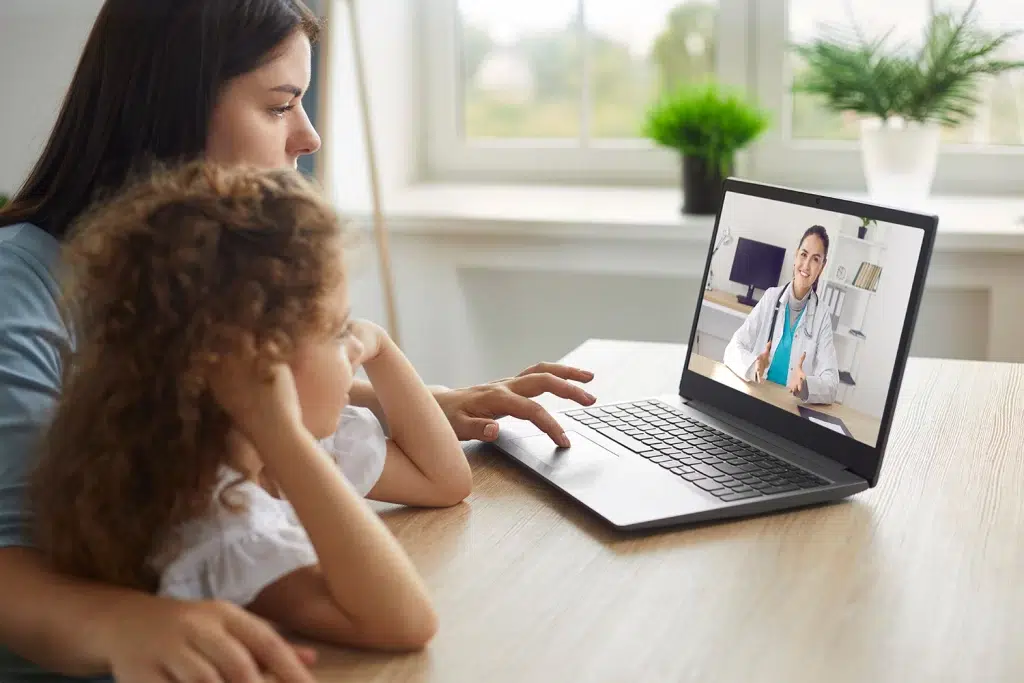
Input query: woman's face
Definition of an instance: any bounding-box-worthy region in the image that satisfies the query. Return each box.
[206,31,322,170]
[794,234,827,296]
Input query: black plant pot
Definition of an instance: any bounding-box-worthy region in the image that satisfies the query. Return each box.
[681,155,729,216]
[857,225,868,239]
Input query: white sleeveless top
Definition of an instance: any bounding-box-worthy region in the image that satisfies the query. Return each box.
[154,406,387,606]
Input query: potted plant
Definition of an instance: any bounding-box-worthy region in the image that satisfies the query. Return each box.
[792,0,1024,201]
[0,194,9,210]
[858,217,877,240]
[643,82,769,215]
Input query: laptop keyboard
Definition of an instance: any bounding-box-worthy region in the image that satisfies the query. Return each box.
[565,400,828,502]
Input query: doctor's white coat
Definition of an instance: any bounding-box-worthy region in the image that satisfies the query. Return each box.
[723,284,840,405]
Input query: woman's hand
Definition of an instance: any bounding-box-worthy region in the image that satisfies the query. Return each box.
[754,341,772,383]
[100,595,317,683]
[788,352,807,397]
[434,363,597,448]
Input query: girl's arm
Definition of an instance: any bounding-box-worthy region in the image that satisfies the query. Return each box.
[245,324,466,646]
[353,323,472,508]
[218,361,438,651]
[250,415,438,650]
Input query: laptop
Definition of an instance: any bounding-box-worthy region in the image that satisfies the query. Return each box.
[492,178,937,530]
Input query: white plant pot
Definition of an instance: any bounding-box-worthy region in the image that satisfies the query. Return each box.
[859,117,940,202]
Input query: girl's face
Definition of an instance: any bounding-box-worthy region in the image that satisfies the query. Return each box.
[794,234,827,296]
[291,282,364,439]
[206,31,322,170]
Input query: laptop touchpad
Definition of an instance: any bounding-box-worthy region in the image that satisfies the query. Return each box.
[514,431,618,470]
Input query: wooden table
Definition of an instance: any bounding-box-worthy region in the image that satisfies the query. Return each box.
[688,352,882,446]
[313,339,1024,683]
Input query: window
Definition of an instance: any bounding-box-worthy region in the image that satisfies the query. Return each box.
[459,0,716,141]
[423,0,1024,192]
[423,0,749,183]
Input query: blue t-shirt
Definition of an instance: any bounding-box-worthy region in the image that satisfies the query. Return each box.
[0,222,105,681]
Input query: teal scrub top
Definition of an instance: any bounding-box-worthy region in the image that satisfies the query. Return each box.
[766,303,804,387]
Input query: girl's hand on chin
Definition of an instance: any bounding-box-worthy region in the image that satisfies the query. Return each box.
[210,356,304,446]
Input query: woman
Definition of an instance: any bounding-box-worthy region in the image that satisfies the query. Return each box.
[0,2,594,681]
[723,225,839,405]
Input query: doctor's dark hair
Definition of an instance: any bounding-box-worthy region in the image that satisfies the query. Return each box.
[0,0,321,239]
[799,225,830,256]
[798,225,830,293]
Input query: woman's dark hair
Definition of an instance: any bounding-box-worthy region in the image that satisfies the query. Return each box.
[798,225,829,293]
[800,225,830,256]
[0,0,320,239]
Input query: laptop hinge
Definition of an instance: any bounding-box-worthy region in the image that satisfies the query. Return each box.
[682,397,853,475]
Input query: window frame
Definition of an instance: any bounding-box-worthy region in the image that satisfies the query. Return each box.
[421,0,1024,193]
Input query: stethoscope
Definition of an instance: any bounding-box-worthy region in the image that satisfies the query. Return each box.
[766,281,818,348]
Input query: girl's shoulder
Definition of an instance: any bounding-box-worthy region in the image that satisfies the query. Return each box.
[318,405,388,497]
[155,468,317,605]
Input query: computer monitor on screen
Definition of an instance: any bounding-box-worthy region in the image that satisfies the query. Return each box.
[729,237,786,306]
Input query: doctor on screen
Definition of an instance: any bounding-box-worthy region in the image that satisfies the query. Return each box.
[724,225,840,404]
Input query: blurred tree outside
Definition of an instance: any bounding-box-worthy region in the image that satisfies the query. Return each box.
[463,2,717,139]
[650,2,716,93]
[460,1,1022,145]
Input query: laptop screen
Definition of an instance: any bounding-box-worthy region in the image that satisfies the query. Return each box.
[683,182,933,475]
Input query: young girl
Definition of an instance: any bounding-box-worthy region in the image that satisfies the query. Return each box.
[30,161,473,655]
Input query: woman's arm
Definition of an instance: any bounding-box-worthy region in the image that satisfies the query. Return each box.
[349,358,596,447]
[724,293,772,381]
[804,321,840,404]
[0,546,137,675]
[0,549,316,681]
[355,324,471,507]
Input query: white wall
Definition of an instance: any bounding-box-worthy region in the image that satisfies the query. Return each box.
[346,226,1001,394]
[324,0,420,212]
[843,221,924,417]
[711,192,845,298]
[0,0,103,196]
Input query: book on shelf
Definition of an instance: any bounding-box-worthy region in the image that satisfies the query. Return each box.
[852,262,883,291]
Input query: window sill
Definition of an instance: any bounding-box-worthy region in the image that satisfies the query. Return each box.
[355,183,1024,252]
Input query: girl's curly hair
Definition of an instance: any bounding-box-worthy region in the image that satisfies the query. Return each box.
[31,161,347,592]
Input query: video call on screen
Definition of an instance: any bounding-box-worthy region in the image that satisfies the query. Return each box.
[689,191,924,448]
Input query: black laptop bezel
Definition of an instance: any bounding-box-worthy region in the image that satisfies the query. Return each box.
[678,178,937,486]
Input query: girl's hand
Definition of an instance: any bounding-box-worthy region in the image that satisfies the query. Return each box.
[210,357,304,446]
[348,319,388,364]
